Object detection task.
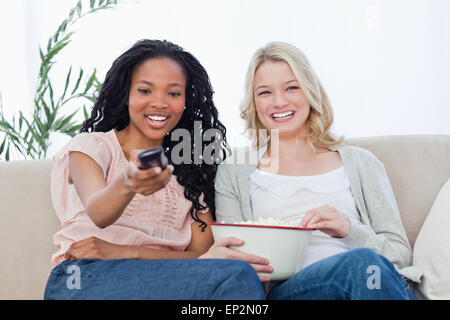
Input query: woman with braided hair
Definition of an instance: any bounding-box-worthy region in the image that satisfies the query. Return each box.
[44,39,264,299]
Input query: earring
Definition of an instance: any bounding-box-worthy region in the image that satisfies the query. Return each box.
[184,105,186,110]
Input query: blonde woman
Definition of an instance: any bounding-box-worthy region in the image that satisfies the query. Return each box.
[200,42,420,299]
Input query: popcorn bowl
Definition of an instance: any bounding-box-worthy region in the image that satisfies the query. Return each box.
[210,222,314,281]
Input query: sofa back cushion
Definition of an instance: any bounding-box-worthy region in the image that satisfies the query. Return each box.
[0,159,59,299]
[412,179,450,299]
[347,135,450,247]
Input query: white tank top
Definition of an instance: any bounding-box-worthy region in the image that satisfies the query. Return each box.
[249,166,363,270]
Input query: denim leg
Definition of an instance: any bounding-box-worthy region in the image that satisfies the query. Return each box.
[266,248,413,300]
[44,258,264,300]
[406,285,417,300]
[207,259,265,299]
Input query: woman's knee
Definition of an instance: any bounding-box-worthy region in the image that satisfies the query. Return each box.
[347,248,386,262]
[217,259,258,281]
[211,259,264,299]
[343,248,397,274]
[347,247,379,261]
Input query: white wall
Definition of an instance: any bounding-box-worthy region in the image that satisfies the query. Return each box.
[1,0,449,160]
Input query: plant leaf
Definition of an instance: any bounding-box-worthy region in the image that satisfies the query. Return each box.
[60,121,81,135]
[39,97,52,126]
[53,109,79,131]
[18,112,24,131]
[38,64,51,92]
[5,143,10,161]
[69,7,76,20]
[76,0,82,16]
[23,128,30,141]
[45,40,70,65]
[47,79,55,110]
[83,105,89,120]
[58,31,75,44]
[0,0,119,161]
[80,94,98,103]
[60,65,73,104]
[35,85,48,103]
[71,68,84,95]
[0,137,6,154]
[83,69,97,94]
[0,120,14,131]
[39,47,45,62]
[46,37,53,52]
[58,19,69,34]
[34,114,46,136]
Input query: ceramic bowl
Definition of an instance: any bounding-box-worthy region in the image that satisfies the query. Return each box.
[210,222,314,280]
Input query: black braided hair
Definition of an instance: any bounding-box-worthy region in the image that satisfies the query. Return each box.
[80,39,229,231]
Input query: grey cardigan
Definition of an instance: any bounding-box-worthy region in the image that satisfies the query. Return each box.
[214,144,423,282]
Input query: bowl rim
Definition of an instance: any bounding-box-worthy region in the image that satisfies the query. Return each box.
[210,222,315,231]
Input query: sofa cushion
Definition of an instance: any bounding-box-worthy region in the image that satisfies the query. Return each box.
[0,160,59,299]
[413,179,450,299]
[347,135,450,247]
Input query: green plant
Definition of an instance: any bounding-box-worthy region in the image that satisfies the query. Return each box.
[0,0,119,160]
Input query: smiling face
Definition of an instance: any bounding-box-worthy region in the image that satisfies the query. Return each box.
[253,60,310,140]
[127,57,186,147]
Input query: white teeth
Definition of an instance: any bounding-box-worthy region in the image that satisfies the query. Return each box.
[147,115,168,121]
[272,111,294,118]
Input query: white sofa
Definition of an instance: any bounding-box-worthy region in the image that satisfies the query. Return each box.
[1,135,449,299]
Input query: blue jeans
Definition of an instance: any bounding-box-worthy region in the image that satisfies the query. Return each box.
[266,248,416,300]
[44,258,265,300]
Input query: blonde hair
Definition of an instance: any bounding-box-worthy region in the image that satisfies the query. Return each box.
[240,42,344,149]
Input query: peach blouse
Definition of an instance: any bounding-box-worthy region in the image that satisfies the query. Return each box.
[50,129,201,268]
